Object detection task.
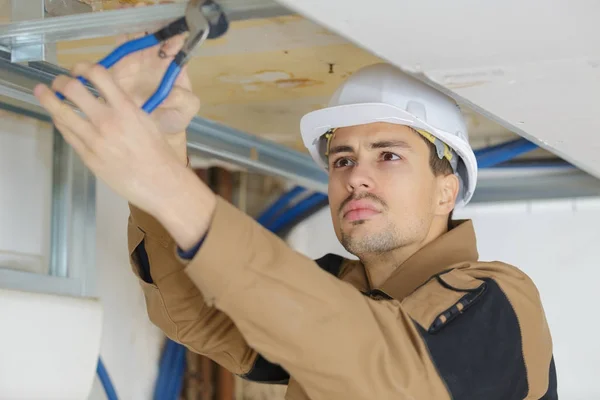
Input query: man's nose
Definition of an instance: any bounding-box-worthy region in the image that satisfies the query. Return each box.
[346,163,375,192]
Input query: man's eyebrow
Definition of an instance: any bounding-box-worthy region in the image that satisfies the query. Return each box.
[328,145,355,155]
[369,140,412,150]
[328,140,412,156]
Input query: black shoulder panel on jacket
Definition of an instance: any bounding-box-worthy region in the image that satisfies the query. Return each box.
[241,354,290,384]
[314,253,345,277]
[540,356,558,399]
[415,278,528,400]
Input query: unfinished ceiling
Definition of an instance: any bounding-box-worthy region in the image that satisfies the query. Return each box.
[45,1,529,156]
[0,0,8,23]
[1,0,555,160]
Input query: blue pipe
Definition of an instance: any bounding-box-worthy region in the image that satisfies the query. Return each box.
[266,193,328,233]
[157,340,178,400]
[97,357,118,400]
[487,159,575,169]
[164,343,187,399]
[153,340,170,400]
[256,186,306,226]
[475,138,538,168]
[474,138,534,157]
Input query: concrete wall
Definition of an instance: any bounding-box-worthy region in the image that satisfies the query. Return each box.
[287,197,600,400]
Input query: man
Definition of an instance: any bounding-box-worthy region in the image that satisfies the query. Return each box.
[34,35,557,399]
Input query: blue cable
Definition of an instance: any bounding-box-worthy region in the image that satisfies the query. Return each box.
[487,159,574,169]
[256,186,306,226]
[474,138,532,157]
[475,138,538,168]
[266,193,328,233]
[97,357,119,400]
[154,339,178,400]
[164,343,187,400]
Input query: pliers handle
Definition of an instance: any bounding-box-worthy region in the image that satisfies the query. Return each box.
[56,0,228,114]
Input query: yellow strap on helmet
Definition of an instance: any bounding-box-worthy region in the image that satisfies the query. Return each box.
[324,128,337,156]
[414,128,454,163]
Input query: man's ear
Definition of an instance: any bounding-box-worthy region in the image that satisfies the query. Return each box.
[436,173,460,215]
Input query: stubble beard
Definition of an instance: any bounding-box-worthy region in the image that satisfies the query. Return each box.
[340,219,402,256]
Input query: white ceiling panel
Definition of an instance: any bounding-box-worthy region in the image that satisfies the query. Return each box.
[275,0,600,177]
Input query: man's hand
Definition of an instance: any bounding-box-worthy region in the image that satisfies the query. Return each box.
[107,3,201,164]
[111,32,200,137]
[34,62,215,250]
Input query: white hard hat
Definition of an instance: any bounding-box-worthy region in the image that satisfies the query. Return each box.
[300,63,478,207]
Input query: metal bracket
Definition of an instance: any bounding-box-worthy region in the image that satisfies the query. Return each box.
[2,2,186,63]
[0,0,293,63]
[0,123,96,297]
[9,0,56,63]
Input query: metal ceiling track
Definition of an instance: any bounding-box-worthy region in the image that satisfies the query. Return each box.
[3,49,600,202]
[0,50,330,193]
[0,0,292,62]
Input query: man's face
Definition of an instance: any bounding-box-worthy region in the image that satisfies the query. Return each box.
[327,122,454,257]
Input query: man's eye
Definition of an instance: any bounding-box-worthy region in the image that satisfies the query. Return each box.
[332,157,355,168]
[381,152,401,161]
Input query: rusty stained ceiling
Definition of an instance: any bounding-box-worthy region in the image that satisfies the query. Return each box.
[1,0,536,157]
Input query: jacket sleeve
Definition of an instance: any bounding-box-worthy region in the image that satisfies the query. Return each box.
[181,196,557,400]
[127,204,290,383]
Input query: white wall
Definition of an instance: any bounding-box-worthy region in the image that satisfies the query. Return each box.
[0,111,53,274]
[287,197,600,400]
[88,181,164,400]
[0,110,163,400]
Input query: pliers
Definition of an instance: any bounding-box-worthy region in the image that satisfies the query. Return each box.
[57,0,228,114]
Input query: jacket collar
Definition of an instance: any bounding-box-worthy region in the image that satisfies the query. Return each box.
[376,220,479,301]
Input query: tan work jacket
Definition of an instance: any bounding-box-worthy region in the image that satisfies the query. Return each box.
[127,196,557,400]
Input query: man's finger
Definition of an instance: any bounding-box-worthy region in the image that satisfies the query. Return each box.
[161,86,200,113]
[54,121,95,164]
[71,62,128,108]
[34,83,98,148]
[159,33,188,58]
[51,74,108,125]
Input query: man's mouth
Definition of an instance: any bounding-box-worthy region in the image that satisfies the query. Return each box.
[342,200,381,222]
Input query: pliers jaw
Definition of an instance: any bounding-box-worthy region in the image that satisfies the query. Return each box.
[179,0,211,66]
[55,1,229,114]
[154,0,228,66]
